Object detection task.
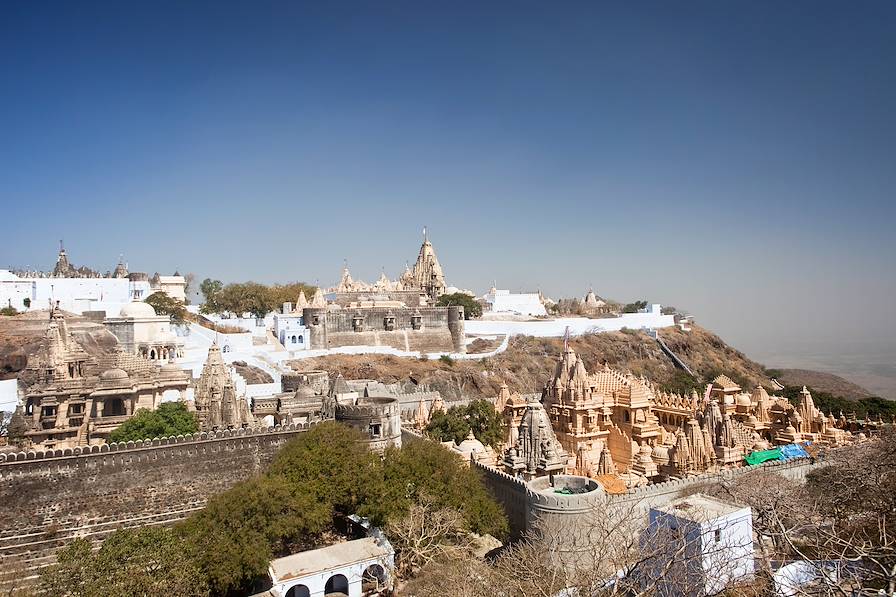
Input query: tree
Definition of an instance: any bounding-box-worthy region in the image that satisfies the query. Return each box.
[622,300,648,314]
[144,291,188,324]
[41,528,208,597]
[178,475,327,595]
[426,400,505,449]
[268,282,318,311]
[216,282,278,319]
[267,422,383,520]
[375,437,508,539]
[437,292,482,319]
[386,499,477,578]
[199,278,224,314]
[108,402,198,443]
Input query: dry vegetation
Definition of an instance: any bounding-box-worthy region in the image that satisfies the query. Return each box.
[290,325,779,401]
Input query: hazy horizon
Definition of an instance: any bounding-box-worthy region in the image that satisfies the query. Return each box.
[2,2,894,396]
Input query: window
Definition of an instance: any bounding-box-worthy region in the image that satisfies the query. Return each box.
[714,528,721,543]
[369,423,382,438]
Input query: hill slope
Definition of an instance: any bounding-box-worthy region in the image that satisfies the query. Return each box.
[289,325,778,402]
[772,368,873,401]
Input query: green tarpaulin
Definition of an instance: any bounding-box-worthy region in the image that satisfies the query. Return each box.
[744,447,783,466]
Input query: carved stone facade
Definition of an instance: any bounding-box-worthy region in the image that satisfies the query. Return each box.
[16,307,190,449]
[193,344,253,431]
[499,346,854,487]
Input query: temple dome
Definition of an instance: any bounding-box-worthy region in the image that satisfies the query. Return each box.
[736,393,752,407]
[457,430,486,456]
[119,301,157,318]
[100,368,129,381]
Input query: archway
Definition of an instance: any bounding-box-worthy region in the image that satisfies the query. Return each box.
[362,563,387,592]
[285,585,310,597]
[149,348,156,360]
[105,398,126,417]
[324,573,349,596]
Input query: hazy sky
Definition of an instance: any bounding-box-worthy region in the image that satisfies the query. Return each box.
[2,2,895,389]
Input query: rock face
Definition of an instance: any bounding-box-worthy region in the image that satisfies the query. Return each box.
[0,310,119,383]
[289,325,778,402]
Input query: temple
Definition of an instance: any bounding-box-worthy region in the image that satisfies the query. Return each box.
[493,344,851,486]
[14,306,190,449]
[192,343,254,431]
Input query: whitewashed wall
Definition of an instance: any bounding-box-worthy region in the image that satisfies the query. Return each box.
[465,312,675,337]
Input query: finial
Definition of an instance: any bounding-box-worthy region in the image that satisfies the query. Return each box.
[423,226,427,242]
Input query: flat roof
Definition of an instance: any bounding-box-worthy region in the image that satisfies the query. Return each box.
[269,537,391,582]
[654,493,747,523]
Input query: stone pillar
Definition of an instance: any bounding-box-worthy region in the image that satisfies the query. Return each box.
[447,306,465,354]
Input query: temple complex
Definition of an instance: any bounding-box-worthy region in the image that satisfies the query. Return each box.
[494,344,852,487]
[324,229,447,307]
[275,232,465,354]
[14,306,191,449]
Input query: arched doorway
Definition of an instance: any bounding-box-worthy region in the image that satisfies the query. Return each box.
[324,573,349,596]
[285,585,310,597]
[105,398,126,416]
[362,563,387,592]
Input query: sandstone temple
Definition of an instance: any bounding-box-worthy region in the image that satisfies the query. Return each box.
[486,343,852,488]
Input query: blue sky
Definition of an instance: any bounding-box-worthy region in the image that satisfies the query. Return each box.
[2,2,895,390]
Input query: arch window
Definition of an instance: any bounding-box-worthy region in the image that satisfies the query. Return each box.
[362,563,387,592]
[325,573,349,595]
[285,585,310,597]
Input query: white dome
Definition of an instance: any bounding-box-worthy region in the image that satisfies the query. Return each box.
[119,301,157,318]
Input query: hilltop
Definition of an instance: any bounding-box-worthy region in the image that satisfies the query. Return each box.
[289,325,779,401]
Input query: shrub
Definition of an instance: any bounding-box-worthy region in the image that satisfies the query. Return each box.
[108,402,198,443]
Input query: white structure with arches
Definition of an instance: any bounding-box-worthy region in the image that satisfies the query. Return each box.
[267,537,394,597]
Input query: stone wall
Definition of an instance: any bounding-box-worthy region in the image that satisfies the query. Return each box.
[474,458,824,540]
[0,424,313,577]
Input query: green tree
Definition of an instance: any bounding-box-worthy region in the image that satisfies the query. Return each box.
[41,528,208,597]
[199,278,224,314]
[108,402,198,443]
[0,306,19,316]
[144,291,188,324]
[179,475,327,595]
[426,400,505,448]
[437,292,482,319]
[621,300,648,314]
[375,438,508,539]
[217,282,278,318]
[268,282,318,311]
[267,421,382,518]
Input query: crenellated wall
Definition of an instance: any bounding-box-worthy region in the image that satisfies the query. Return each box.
[0,424,315,577]
[474,457,824,540]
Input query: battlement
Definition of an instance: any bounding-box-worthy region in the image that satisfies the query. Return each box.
[0,423,317,465]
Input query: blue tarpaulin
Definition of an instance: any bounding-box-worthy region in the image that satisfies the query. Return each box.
[780,443,810,460]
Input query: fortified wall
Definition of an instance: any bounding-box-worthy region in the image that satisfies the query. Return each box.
[302,306,465,354]
[474,457,824,540]
[0,424,313,574]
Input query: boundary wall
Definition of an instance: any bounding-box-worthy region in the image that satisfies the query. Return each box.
[0,424,314,577]
[474,457,824,540]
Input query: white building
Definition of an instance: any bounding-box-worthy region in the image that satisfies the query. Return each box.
[150,273,186,302]
[267,536,394,597]
[0,269,150,315]
[483,288,547,317]
[642,494,754,596]
[272,312,310,351]
[104,301,184,361]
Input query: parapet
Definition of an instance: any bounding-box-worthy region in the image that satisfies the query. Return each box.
[0,422,317,465]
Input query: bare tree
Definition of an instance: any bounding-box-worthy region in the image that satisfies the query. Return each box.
[386,498,477,579]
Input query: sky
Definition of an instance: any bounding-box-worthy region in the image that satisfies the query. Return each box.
[2,2,895,394]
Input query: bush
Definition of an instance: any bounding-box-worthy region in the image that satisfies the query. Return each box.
[108,402,198,443]
[437,293,482,319]
[439,354,455,366]
[426,399,505,449]
[0,306,19,316]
